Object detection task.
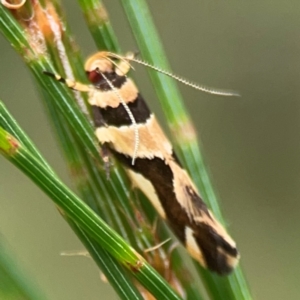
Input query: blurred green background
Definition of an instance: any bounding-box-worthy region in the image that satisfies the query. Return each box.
[0,1,299,299]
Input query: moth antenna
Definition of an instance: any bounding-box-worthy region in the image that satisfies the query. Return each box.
[100,72,139,165]
[105,56,135,76]
[104,52,135,75]
[105,56,120,71]
[126,56,240,97]
[1,0,26,9]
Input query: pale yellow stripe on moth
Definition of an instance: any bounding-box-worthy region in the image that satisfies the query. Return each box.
[126,169,166,219]
[170,161,201,218]
[88,79,139,108]
[185,227,206,267]
[95,114,173,159]
[194,211,237,251]
[217,247,240,268]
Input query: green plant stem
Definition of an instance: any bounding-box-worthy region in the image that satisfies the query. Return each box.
[0,100,143,300]
[0,125,182,300]
[0,239,46,300]
[66,219,143,300]
[77,0,120,51]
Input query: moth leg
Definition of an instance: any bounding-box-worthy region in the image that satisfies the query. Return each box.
[43,71,90,92]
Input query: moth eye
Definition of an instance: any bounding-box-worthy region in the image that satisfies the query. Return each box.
[86,69,103,85]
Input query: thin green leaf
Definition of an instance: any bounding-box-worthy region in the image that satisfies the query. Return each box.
[77,0,120,51]
[0,100,142,300]
[0,125,182,300]
[66,219,143,300]
[0,239,46,300]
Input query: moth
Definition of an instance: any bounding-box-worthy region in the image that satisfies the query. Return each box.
[45,51,240,275]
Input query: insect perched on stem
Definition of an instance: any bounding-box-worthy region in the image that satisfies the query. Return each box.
[44,51,240,275]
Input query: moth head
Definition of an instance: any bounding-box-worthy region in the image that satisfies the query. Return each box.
[85,51,133,85]
[84,52,111,85]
